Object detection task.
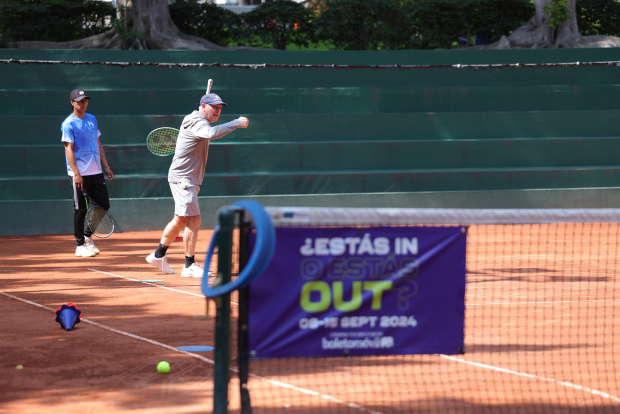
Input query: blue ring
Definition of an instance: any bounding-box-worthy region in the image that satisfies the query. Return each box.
[201,200,276,298]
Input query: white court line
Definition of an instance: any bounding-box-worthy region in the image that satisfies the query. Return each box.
[88,268,204,297]
[88,268,239,306]
[468,299,620,306]
[440,354,620,403]
[0,289,381,414]
[0,289,214,362]
[252,376,382,414]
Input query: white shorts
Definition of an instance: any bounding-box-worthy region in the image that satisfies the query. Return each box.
[169,182,201,217]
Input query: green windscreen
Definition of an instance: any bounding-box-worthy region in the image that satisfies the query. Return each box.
[1,49,620,202]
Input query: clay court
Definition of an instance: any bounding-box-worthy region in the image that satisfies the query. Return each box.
[2,224,619,413]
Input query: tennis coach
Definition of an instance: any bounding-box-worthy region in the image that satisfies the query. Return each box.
[62,89,114,258]
[147,93,248,277]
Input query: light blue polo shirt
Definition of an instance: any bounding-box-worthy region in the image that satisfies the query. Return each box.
[61,113,102,177]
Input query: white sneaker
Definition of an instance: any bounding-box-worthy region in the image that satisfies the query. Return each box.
[146,252,175,274]
[85,237,100,255]
[181,263,204,278]
[76,245,96,258]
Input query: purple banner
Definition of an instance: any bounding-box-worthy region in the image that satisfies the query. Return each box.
[249,226,466,358]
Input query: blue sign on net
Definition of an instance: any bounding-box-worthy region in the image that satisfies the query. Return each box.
[249,226,467,358]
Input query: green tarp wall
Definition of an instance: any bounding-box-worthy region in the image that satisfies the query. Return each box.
[1,48,620,235]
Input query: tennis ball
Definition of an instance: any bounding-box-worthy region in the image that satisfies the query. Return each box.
[157,361,170,374]
[16,365,23,370]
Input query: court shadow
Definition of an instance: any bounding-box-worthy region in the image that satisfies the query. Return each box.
[240,397,620,414]
[466,268,610,283]
[465,342,595,353]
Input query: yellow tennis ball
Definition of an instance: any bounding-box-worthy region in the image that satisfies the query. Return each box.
[16,365,23,370]
[157,361,170,374]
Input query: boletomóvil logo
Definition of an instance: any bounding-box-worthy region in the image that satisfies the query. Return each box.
[321,336,394,350]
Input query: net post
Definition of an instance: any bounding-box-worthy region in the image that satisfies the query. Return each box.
[213,208,234,414]
[238,212,252,414]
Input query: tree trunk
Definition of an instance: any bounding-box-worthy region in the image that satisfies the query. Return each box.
[17,0,226,50]
[478,0,620,49]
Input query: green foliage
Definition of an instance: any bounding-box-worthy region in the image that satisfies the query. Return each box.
[403,0,534,49]
[0,0,116,45]
[240,0,316,50]
[403,0,464,49]
[543,0,571,29]
[315,0,405,50]
[462,0,534,43]
[577,0,620,36]
[310,0,532,50]
[0,0,575,51]
[169,0,241,47]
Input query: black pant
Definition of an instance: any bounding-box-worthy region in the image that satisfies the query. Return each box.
[71,173,111,246]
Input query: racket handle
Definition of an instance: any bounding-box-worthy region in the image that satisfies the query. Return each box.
[206,79,213,94]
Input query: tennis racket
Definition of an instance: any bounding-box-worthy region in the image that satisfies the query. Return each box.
[207,79,213,94]
[146,127,179,156]
[84,192,114,238]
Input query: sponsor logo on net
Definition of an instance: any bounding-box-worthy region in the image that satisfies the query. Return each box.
[322,336,394,350]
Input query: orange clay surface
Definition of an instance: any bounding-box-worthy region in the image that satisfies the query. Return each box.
[2,225,620,414]
[0,231,223,414]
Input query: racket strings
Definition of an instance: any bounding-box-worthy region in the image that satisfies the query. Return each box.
[87,207,113,237]
[147,128,178,156]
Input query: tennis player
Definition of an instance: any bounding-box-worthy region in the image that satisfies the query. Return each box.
[62,89,114,258]
[146,93,248,277]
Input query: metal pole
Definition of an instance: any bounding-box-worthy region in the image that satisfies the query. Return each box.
[213,208,234,414]
[238,213,253,414]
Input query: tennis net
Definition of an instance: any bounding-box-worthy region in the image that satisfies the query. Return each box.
[218,207,620,414]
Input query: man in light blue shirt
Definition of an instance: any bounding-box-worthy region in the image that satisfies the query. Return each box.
[62,89,114,257]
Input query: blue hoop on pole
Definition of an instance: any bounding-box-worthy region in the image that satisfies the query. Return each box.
[201,200,276,298]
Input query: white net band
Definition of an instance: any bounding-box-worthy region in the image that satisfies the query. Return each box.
[265,207,620,226]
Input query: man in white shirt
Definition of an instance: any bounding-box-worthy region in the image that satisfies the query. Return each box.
[146,93,248,277]
[61,89,114,257]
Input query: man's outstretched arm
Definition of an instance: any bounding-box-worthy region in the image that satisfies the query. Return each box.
[195,117,249,141]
